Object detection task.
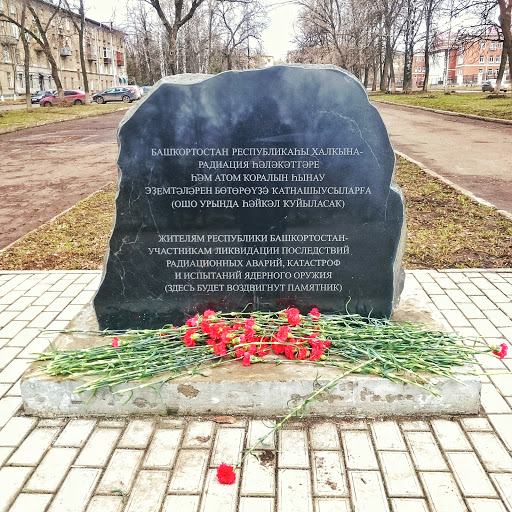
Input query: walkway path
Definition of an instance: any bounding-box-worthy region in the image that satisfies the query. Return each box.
[0,269,511,511]
[375,102,512,214]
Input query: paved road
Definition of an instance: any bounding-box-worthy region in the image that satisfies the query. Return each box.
[0,111,123,248]
[374,102,512,214]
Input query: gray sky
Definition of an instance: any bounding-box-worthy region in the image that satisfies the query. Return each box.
[85,0,300,60]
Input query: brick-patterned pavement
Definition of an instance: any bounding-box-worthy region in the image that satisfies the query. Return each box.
[0,269,512,512]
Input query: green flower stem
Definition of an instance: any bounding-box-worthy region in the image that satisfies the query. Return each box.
[235,358,376,470]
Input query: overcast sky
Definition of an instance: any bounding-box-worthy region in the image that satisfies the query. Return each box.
[84,0,300,60]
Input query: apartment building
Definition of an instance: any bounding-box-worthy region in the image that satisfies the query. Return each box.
[0,0,127,99]
[412,30,510,88]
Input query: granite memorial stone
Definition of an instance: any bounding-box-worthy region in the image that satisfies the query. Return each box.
[94,65,405,329]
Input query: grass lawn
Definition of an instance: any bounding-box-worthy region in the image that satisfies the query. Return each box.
[369,90,512,120]
[0,103,129,134]
[0,156,510,271]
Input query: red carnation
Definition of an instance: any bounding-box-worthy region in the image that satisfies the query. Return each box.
[287,308,301,326]
[203,309,216,319]
[111,337,120,348]
[310,307,321,318]
[186,314,199,327]
[297,347,309,360]
[493,343,508,359]
[217,463,236,484]
[184,328,198,347]
[284,345,295,360]
[242,352,252,366]
[276,325,291,343]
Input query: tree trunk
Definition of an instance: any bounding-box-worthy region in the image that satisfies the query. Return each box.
[20,6,32,112]
[497,0,512,94]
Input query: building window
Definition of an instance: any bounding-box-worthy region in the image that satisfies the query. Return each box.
[480,42,486,50]
[478,69,483,74]
[496,55,501,63]
[65,18,70,31]
[17,72,22,87]
[10,22,18,38]
[29,74,34,88]
[479,55,485,63]
[0,0,4,11]
[498,42,503,49]
[3,47,11,63]
[7,71,13,88]
[490,42,496,50]
[457,54,463,64]
[489,56,494,63]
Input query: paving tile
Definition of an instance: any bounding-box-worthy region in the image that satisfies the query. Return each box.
[431,419,472,450]
[44,296,73,312]
[483,289,511,304]
[162,496,200,512]
[400,421,429,431]
[239,497,275,512]
[13,305,46,322]
[405,431,447,471]
[490,474,512,511]
[445,288,472,303]
[54,419,97,447]
[471,295,499,310]
[314,498,350,512]
[489,373,512,396]
[341,431,378,470]
[201,468,240,512]
[0,466,33,512]
[0,320,28,338]
[98,449,143,493]
[247,419,276,449]
[25,447,78,492]
[0,416,37,446]
[8,493,53,512]
[390,499,429,512]
[458,302,487,319]
[442,309,472,327]
[118,419,154,448]
[446,452,497,497]
[467,431,512,471]
[420,472,467,512]
[241,450,275,496]
[183,420,214,448]
[488,415,512,450]
[85,496,123,512]
[430,294,458,310]
[277,469,313,512]
[211,427,245,466]
[0,446,14,466]
[485,309,512,328]
[124,471,169,512]
[0,359,29,383]
[349,471,389,512]
[97,420,127,428]
[312,451,347,496]
[8,327,41,348]
[371,421,406,450]
[32,291,61,306]
[0,346,22,369]
[8,427,59,465]
[378,451,422,497]
[278,429,309,468]
[337,420,367,430]
[18,336,53,358]
[470,319,503,338]
[420,282,444,295]
[28,310,59,328]
[481,384,512,414]
[74,428,121,467]
[47,467,101,512]
[157,418,184,428]
[467,498,508,512]
[461,417,493,431]
[143,429,182,467]
[169,449,209,493]
[0,290,25,306]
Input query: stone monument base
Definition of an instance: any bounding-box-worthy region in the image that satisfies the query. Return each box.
[20,282,481,418]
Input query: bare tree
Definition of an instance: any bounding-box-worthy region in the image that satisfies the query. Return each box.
[216,0,267,70]
[145,0,207,74]
[402,0,425,92]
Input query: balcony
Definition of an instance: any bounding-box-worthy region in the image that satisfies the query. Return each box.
[87,51,97,61]
[60,47,72,57]
[103,56,112,64]
[116,52,124,66]
[0,34,18,45]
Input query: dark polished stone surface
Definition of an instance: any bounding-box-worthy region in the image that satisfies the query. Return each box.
[94,65,405,329]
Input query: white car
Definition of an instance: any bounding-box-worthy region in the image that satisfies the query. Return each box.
[482,79,509,92]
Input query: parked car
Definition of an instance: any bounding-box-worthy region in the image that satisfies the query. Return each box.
[40,90,86,107]
[482,79,509,92]
[93,86,140,104]
[141,85,153,95]
[31,90,54,104]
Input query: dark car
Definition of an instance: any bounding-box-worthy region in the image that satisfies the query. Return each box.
[482,79,509,92]
[93,86,140,104]
[31,90,54,104]
[40,90,86,107]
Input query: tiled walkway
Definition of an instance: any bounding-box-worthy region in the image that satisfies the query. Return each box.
[0,269,511,512]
